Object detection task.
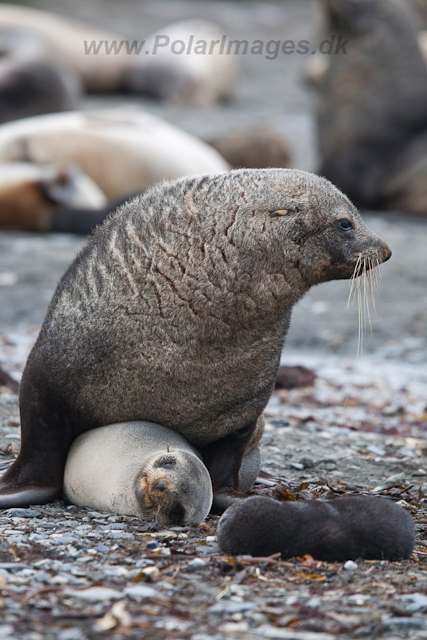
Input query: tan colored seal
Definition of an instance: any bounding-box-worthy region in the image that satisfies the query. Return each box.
[0,108,229,201]
[125,20,235,105]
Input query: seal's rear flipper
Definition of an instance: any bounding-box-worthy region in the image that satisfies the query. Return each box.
[0,483,61,508]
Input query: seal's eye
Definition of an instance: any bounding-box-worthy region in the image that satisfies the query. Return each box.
[338,218,352,231]
[154,456,176,469]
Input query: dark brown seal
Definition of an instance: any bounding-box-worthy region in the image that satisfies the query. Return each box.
[316,0,427,211]
[217,495,415,561]
[0,168,391,508]
[0,59,79,124]
[208,125,291,170]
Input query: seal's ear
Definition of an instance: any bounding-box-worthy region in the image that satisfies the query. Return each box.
[270,209,288,217]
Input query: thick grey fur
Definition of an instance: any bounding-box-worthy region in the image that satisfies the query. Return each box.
[0,168,390,508]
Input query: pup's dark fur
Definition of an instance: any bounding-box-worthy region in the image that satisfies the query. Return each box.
[0,168,390,508]
[217,495,415,561]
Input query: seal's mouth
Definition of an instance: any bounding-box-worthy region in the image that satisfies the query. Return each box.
[352,244,392,276]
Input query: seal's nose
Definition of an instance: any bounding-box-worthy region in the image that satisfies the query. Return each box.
[383,244,392,262]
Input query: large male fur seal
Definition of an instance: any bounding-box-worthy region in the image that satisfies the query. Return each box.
[316,0,427,212]
[0,168,391,508]
[217,495,415,561]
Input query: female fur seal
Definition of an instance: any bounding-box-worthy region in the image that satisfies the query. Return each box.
[0,4,129,92]
[125,20,235,105]
[64,421,213,525]
[0,162,106,231]
[0,108,228,202]
[217,495,415,561]
[0,168,391,508]
[64,421,260,523]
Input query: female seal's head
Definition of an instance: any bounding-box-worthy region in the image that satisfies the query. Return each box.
[136,447,213,525]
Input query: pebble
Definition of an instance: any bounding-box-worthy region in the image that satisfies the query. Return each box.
[145,541,158,549]
[209,601,257,614]
[258,627,335,640]
[187,558,206,571]
[3,508,40,518]
[344,561,358,571]
[64,587,122,602]
[400,593,427,612]
[124,585,157,599]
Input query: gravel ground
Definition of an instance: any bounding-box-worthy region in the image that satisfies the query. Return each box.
[1,354,427,640]
[0,1,427,638]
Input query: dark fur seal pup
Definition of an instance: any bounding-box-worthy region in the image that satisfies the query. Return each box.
[0,168,391,508]
[317,0,427,211]
[0,59,80,124]
[217,495,415,561]
[64,421,213,525]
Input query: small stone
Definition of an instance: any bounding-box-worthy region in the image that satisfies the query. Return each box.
[145,541,158,549]
[3,509,40,518]
[384,472,407,487]
[0,563,30,572]
[344,560,358,571]
[412,469,427,477]
[400,593,427,612]
[209,601,257,614]
[290,462,304,470]
[125,585,157,599]
[187,558,206,572]
[58,629,85,640]
[107,531,133,540]
[258,627,335,640]
[64,587,122,602]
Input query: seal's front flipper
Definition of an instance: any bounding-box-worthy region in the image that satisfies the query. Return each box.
[201,420,257,494]
[0,482,61,508]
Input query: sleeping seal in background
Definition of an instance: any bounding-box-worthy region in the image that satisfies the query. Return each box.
[0,6,236,105]
[0,4,130,92]
[125,20,235,105]
[0,162,106,231]
[217,495,415,561]
[64,421,261,523]
[316,0,427,213]
[0,168,391,508]
[0,108,228,203]
[64,422,214,525]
